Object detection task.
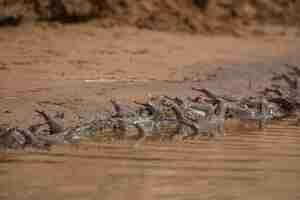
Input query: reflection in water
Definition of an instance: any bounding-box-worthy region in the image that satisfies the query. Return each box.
[0,118,300,200]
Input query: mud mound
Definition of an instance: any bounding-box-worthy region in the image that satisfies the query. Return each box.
[1,0,300,32]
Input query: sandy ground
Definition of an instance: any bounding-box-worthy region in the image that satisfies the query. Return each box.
[0,23,300,127]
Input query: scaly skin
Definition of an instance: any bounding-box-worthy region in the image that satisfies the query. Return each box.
[4,65,300,150]
[35,110,64,135]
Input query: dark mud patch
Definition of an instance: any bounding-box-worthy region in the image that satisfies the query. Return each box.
[0,66,9,71]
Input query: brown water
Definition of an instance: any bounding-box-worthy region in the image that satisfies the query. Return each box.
[1,119,300,200]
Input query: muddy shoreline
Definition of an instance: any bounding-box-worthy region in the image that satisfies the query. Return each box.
[1,24,300,127]
[1,17,300,200]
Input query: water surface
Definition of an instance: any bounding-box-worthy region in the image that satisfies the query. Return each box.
[1,118,300,200]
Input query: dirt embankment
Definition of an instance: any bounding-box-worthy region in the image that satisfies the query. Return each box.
[1,0,300,33]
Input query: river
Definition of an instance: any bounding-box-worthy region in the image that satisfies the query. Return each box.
[1,118,300,200]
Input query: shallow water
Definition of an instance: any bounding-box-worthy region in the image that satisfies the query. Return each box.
[1,118,300,200]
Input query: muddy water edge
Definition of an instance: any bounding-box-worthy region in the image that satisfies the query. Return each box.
[0,117,300,200]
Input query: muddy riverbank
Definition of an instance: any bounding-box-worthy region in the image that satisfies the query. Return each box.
[1,8,300,199]
[1,24,300,127]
